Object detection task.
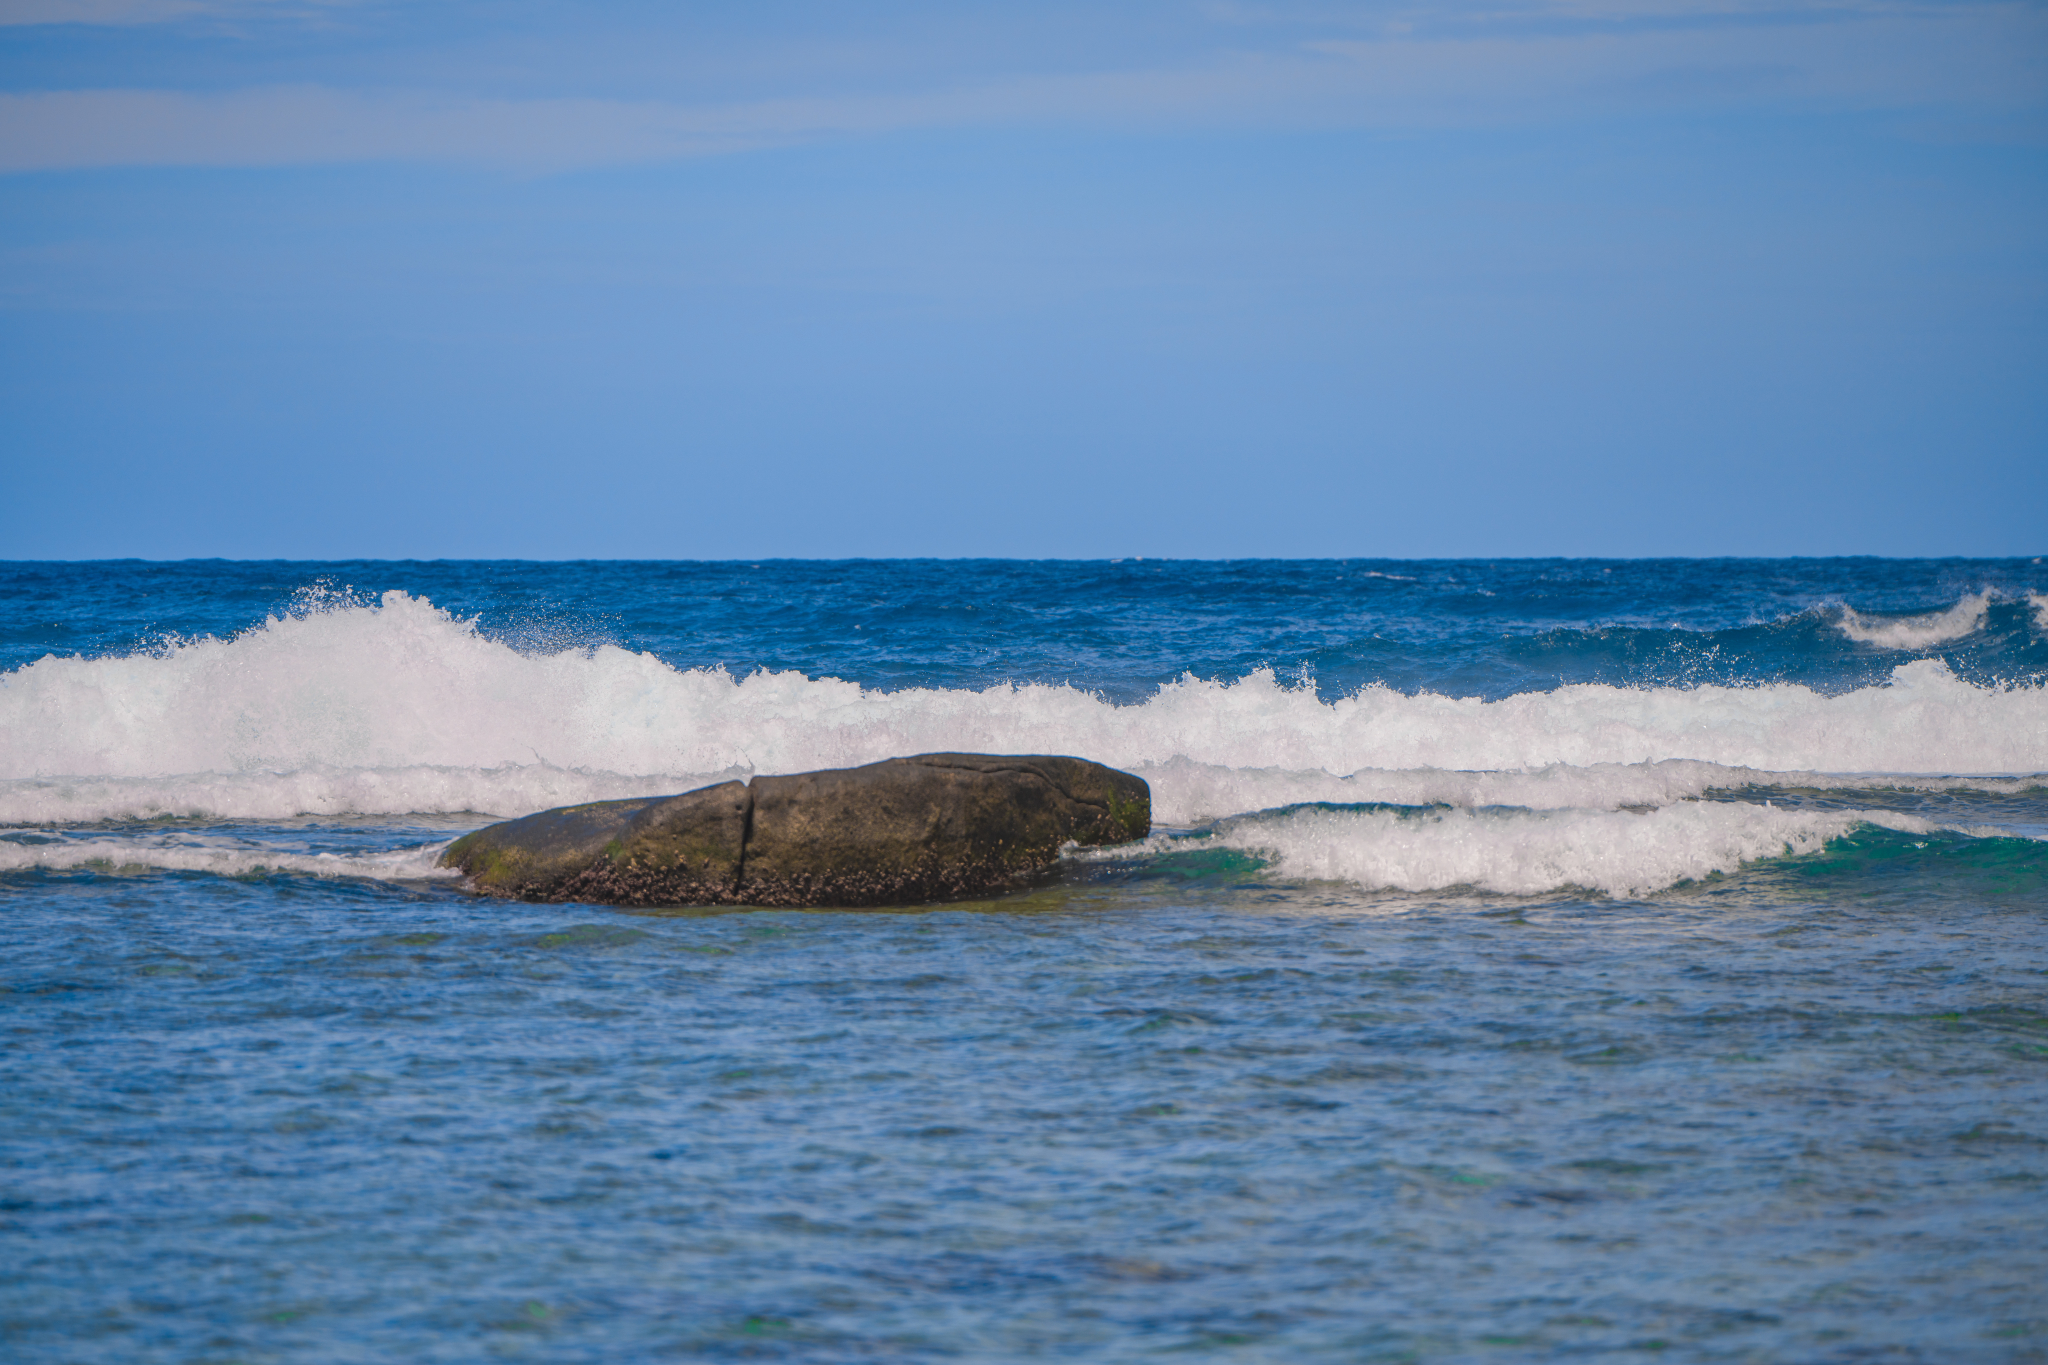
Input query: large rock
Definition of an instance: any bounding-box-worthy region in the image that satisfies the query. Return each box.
[440,753,1150,908]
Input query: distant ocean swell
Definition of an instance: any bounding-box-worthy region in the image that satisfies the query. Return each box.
[3,590,2044,897]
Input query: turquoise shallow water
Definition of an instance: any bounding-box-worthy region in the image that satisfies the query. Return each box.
[2,559,2046,1362]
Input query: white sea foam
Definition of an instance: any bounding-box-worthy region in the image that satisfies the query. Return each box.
[1837,593,1990,649]
[2032,593,2048,631]
[1129,756,2043,828]
[0,836,456,881]
[1105,803,1985,899]
[0,757,2037,829]
[2,592,2044,825]
[0,765,739,827]
[7,804,2014,897]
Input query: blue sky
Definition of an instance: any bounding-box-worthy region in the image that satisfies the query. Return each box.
[2,1,2043,559]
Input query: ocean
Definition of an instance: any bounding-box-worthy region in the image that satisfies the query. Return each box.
[3,557,2045,1363]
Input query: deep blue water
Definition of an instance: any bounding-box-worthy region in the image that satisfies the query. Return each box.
[5,556,2045,698]
[3,558,2045,1363]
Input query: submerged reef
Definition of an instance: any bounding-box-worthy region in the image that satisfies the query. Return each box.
[441,753,1150,907]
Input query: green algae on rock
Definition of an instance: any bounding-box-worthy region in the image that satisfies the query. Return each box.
[441,753,1150,908]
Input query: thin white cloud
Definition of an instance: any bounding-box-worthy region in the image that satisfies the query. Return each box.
[1,8,2039,172]
[2,0,2023,31]
[1208,0,2022,26]
[0,0,327,24]
[0,87,845,171]
[0,0,198,23]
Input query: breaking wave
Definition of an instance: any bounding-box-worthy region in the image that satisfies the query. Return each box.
[0,834,454,881]
[0,589,2039,806]
[1095,804,2026,899]
[0,588,2042,897]
[1836,593,1991,649]
[1,590,2044,830]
